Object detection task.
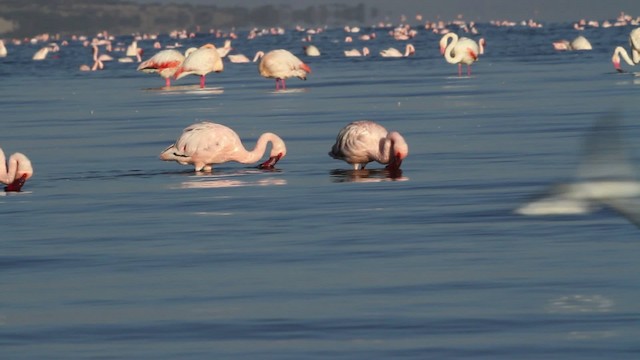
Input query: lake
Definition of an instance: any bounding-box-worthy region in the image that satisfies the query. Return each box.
[1,21,639,359]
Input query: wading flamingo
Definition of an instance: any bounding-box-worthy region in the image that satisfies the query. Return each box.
[329,120,408,171]
[160,122,287,171]
[174,44,224,88]
[137,48,196,87]
[258,49,311,90]
[1,147,33,192]
[344,47,369,57]
[440,33,485,76]
[612,28,640,72]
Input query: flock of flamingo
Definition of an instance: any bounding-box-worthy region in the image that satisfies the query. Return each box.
[2,12,640,192]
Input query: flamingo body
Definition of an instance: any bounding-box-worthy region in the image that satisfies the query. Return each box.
[304,45,321,56]
[329,120,408,171]
[258,49,311,90]
[160,122,287,171]
[174,44,224,88]
[1,148,33,192]
[138,49,192,86]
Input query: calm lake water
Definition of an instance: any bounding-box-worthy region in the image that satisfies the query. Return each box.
[1,22,639,359]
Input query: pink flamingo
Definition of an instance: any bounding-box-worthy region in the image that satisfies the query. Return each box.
[612,28,640,72]
[173,44,224,88]
[258,49,311,90]
[329,120,409,171]
[1,147,33,192]
[137,48,196,87]
[379,44,415,57]
[440,33,485,76]
[160,122,287,171]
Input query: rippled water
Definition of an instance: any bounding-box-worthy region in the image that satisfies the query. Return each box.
[2,23,640,359]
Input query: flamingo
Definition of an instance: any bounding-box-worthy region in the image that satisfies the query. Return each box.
[329,120,409,171]
[344,47,369,57]
[174,44,224,88]
[137,48,196,87]
[304,45,321,56]
[553,36,592,51]
[160,122,287,171]
[1,147,33,192]
[258,49,311,90]
[32,47,49,60]
[612,28,640,72]
[0,40,7,57]
[440,33,485,76]
[380,44,415,57]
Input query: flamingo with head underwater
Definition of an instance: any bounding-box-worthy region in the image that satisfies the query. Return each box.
[1,147,33,192]
[329,120,408,172]
[612,27,640,72]
[160,122,287,171]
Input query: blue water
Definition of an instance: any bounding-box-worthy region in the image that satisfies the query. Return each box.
[1,23,639,359]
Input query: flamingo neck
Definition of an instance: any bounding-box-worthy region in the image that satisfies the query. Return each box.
[233,133,285,165]
[614,46,635,66]
[442,33,464,64]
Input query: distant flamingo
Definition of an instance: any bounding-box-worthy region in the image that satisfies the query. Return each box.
[329,120,409,171]
[440,33,485,76]
[553,35,592,51]
[0,40,7,57]
[344,47,369,57]
[612,28,640,71]
[258,49,311,90]
[1,147,33,192]
[252,51,265,62]
[174,44,224,88]
[137,48,196,87]
[304,45,321,56]
[380,44,415,57]
[32,47,49,60]
[160,122,287,171]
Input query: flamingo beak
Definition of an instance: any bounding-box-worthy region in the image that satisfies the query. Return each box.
[385,152,403,172]
[4,174,28,192]
[613,61,623,72]
[258,153,283,169]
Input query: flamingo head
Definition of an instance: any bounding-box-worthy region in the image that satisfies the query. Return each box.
[612,55,623,72]
[4,173,29,192]
[385,132,409,172]
[258,152,284,169]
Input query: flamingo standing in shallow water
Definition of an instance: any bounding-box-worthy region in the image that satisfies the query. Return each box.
[440,33,485,76]
[160,122,287,171]
[174,44,224,88]
[612,28,640,72]
[1,147,33,192]
[329,120,409,171]
[137,48,196,87]
[258,49,311,90]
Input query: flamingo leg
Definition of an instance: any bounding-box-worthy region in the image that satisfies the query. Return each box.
[200,75,205,88]
[282,79,286,90]
[275,79,280,90]
[467,65,472,76]
[457,63,462,77]
[165,77,171,87]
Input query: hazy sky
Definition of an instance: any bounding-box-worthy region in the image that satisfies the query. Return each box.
[130,0,640,22]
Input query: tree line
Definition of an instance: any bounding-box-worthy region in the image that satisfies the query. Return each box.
[0,0,374,38]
